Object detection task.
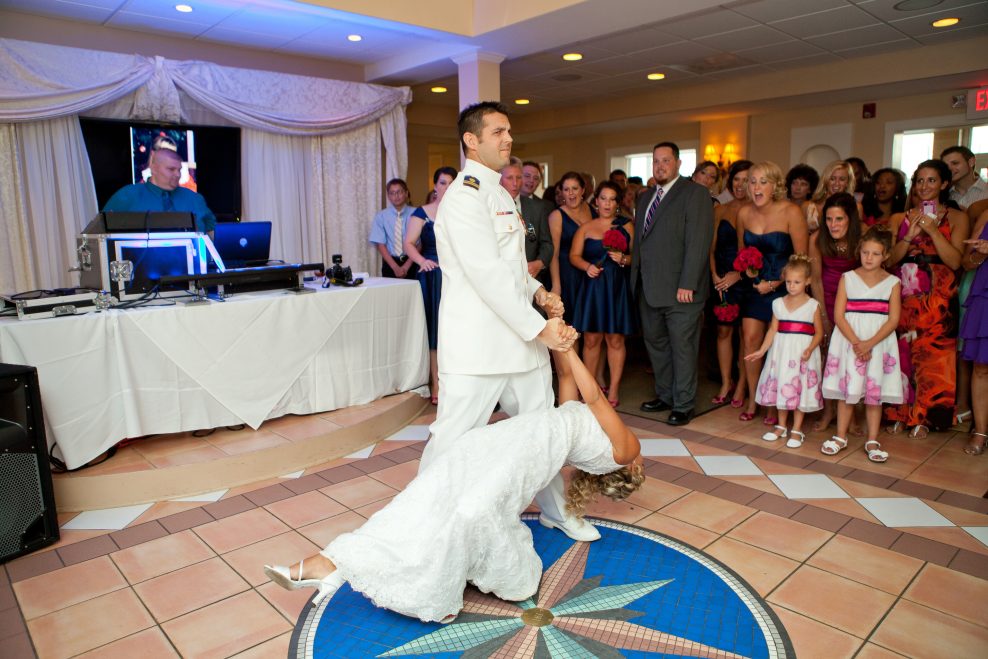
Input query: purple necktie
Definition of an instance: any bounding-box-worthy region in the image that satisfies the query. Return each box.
[642,186,664,235]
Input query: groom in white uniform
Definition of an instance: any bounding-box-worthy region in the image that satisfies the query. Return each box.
[421,101,599,542]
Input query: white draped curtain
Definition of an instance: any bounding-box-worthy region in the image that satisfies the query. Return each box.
[0,38,411,292]
[240,123,381,269]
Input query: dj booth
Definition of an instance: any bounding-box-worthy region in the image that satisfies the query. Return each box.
[0,278,429,470]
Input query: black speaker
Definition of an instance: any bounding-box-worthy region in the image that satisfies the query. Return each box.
[0,363,59,563]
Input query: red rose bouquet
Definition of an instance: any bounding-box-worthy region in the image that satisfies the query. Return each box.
[733,246,764,278]
[714,301,740,323]
[602,229,628,253]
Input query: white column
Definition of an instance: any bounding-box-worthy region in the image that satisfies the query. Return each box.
[452,51,505,110]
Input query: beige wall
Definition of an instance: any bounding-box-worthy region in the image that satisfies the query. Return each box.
[406,87,981,196]
[749,90,972,170]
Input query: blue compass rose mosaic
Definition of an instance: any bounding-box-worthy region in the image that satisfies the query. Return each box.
[290,515,793,658]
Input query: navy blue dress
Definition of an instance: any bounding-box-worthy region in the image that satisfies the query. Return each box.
[572,221,637,335]
[558,209,583,325]
[740,230,793,323]
[411,207,441,350]
[713,219,742,323]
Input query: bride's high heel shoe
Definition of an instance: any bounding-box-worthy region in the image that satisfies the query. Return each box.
[263,560,345,606]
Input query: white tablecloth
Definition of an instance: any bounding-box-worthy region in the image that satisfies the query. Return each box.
[0,278,428,469]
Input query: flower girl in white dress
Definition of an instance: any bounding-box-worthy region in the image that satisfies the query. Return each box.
[745,255,824,449]
[263,349,643,623]
[821,227,903,462]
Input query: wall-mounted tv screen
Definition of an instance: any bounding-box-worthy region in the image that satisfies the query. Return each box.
[80,118,241,223]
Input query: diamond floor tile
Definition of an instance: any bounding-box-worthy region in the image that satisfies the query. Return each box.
[768,474,849,500]
[961,527,988,547]
[695,455,763,476]
[856,498,954,528]
[386,425,431,441]
[639,438,691,457]
[61,504,155,531]
[345,445,376,459]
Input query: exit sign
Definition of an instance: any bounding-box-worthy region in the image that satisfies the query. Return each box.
[968,87,988,119]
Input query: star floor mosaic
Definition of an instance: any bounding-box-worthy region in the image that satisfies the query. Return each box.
[290,516,793,658]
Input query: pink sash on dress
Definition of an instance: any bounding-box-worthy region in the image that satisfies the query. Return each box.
[778,320,814,335]
[845,299,889,314]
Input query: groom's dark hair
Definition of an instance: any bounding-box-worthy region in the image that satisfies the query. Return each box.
[458,101,509,154]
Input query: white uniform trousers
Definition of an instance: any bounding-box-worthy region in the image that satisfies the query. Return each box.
[420,364,570,524]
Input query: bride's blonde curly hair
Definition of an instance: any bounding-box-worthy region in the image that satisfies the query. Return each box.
[565,462,645,518]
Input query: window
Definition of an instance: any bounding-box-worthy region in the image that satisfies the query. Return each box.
[971,125,988,155]
[898,132,933,183]
[679,149,698,179]
[625,153,651,182]
[614,149,697,184]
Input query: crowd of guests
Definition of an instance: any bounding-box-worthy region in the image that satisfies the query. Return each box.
[370,144,988,460]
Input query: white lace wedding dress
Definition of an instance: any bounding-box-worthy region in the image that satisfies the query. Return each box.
[323,400,622,622]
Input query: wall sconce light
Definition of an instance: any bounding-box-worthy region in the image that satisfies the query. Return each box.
[705,143,741,170]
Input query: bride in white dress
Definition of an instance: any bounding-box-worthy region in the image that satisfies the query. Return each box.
[264,348,644,623]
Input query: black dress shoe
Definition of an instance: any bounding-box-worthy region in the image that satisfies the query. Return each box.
[666,410,694,426]
[640,398,672,413]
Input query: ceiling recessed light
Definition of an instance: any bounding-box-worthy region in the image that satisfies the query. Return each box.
[514,99,530,105]
[430,86,447,93]
[931,16,960,27]
[347,34,362,42]
[562,53,583,61]
[893,0,944,10]
[174,4,193,12]
[647,72,666,80]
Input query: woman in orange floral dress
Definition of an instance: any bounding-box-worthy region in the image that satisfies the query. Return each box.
[885,160,969,438]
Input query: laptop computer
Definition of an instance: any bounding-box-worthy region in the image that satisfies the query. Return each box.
[212,221,273,268]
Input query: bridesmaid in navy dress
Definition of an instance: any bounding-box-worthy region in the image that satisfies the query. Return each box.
[710,160,753,407]
[549,171,595,403]
[736,162,808,423]
[549,172,595,325]
[405,166,458,405]
[570,182,636,407]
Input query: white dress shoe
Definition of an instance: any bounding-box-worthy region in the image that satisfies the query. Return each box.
[538,514,601,542]
[263,560,345,606]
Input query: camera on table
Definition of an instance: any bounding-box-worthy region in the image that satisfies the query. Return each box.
[323,254,363,287]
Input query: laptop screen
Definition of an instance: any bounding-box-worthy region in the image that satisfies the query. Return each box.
[213,221,272,266]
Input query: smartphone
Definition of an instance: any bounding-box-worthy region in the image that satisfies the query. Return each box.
[921,200,937,218]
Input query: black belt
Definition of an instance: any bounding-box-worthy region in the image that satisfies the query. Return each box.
[903,253,943,266]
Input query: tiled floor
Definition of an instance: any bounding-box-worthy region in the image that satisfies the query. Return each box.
[2,395,988,658]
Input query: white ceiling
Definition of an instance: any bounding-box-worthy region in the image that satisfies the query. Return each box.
[1,0,986,110]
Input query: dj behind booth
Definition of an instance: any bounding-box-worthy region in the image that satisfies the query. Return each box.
[103,146,217,233]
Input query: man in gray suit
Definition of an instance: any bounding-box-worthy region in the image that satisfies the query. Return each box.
[631,142,714,425]
[502,158,553,288]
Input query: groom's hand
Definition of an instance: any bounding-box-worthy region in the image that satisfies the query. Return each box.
[537,318,578,351]
[535,289,565,318]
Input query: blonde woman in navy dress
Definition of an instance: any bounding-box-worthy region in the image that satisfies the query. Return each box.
[736,162,809,425]
[548,171,595,403]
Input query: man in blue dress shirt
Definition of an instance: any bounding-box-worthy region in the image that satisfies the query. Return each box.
[103,148,217,232]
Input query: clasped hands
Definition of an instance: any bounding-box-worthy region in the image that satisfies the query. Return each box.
[906,209,938,241]
[534,288,564,318]
[538,317,579,351]
[534,289,577,350]
[713,271,741,292]
[851,338,873,363]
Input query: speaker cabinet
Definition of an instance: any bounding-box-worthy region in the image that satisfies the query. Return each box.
[0,364,59,563]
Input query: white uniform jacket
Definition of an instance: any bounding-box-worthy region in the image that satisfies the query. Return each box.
[434,159,548,375]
